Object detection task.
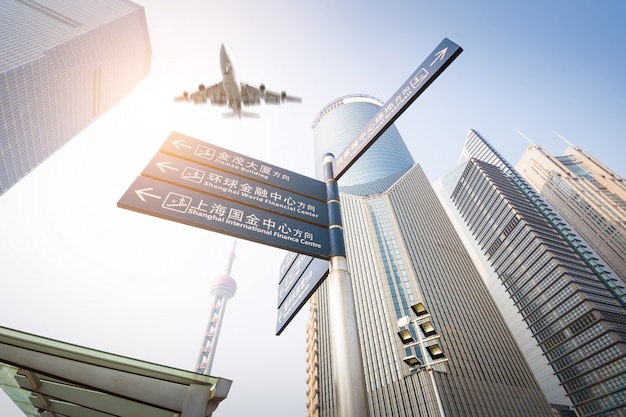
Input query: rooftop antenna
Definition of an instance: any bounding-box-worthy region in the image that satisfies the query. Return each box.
[552,130,577,148]
[225,239,237,275]
[515,129,535,146]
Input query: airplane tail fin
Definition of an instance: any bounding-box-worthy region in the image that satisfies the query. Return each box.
[222,111,260,119]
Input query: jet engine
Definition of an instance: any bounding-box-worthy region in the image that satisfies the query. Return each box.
[259,84,266,96]
[173,91,191,103]
[281,91,287,102]
[198,84,205,91]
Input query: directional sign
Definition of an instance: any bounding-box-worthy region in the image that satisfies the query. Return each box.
[277,254,314,307]
[334,38,463,179]
[276,256,329,335]
[279,251,299,280]
[142,152,329,227]
[118,175,331,259]
[161,132,327,202]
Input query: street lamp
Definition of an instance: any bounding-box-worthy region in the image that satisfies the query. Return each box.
[397,302,448,416]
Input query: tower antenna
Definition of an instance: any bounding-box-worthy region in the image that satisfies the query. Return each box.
[552,130,577,148]
[516,129,535,146]
[225,239,237,275]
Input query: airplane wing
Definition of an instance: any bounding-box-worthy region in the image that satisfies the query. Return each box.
[174,82,228,106]
[240,83,302,106]
[240,83,263,106]
[263,87,302,105]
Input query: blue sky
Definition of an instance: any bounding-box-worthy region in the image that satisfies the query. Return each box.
[1,1,625,416]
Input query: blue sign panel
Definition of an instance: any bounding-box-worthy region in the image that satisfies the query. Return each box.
[118,176,331,259]
[161,132,327,201]
[276,257,329,335]
[277,254,313,307]
[278,251,299,282]
[142,152,329,227]
[334,38,463,179]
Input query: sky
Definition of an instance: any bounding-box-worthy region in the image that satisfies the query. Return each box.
[1,1,625,416]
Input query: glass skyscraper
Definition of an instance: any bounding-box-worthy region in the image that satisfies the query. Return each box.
[0,0,151,195]
[306,97,553,417]
[437,129,626,416]
[311,95,414,194]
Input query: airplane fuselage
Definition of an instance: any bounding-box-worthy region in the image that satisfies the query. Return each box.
[220,43,242,117]
[175,43,300,117]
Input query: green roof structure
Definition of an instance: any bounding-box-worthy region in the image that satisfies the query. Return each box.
[0,326,231,417]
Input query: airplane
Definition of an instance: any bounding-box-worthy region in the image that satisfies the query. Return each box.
[174,43,302,118]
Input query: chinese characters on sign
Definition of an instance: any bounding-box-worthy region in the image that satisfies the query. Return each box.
[117,132,331,259]
[161,131,327,201]
[143,153,328,227]
[334,38,463,179]
[119,176,330,259]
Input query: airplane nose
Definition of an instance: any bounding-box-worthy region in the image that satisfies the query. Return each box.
[220,43,235,67]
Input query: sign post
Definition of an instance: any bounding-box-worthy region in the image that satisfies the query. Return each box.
[323,153,369,417]
[317,38,462,417]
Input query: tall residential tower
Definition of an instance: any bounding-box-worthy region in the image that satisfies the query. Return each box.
[516,139,626,282]
[305,96,553,417]
[0,0,151,195]
[437,129,626,416]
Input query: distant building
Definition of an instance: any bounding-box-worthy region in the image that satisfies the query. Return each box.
[306,96,553,417]
[196,241,238,375]
[516,143,626,282]
[436,129,626,416]
[0,0,151,195]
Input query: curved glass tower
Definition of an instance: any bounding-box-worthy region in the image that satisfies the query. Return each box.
[312,95,414,194]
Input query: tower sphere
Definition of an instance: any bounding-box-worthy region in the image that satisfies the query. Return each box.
[211,274,237,297]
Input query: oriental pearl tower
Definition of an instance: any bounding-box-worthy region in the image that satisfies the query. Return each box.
[195,240,238,375]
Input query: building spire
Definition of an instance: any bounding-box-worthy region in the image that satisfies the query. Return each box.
[516,129,535,146]
[552,130,577,149]
[225,239,237,276]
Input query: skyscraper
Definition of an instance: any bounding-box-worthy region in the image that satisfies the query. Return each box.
[306,96,553,417]
[0,0,151,196]
[311,95,414,193]
[516,140,626,282]
[196,241,238,375]
[436,129,626,416]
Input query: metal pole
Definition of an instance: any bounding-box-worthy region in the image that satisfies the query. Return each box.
[323,153,370,417]
[428,367,446,417]
[413,320,446,417]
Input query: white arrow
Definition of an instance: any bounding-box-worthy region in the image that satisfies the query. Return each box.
[156,161,179,173]
[172,140,192,150]
[135,188,161,202]
[430,47,448,66]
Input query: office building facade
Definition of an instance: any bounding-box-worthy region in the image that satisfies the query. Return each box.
[437,129,626,417]
[305,97,553,417]
[0,0,151,195]
[516,143,626,282]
